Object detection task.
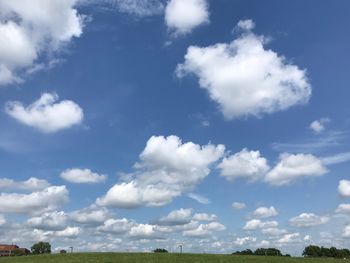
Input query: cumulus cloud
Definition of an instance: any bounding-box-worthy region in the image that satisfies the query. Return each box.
[289,213,329,227]
[310,118,330,134]
[97,135,224,208]
[338,180,350,197]
[336,204,350,214]
[0,0,84,85]
[192,213,217,222]
[183,222,225,237]
[277,233,300,244]
[70,206,109,225]
[55,226,80,238]
[342,225,350,238]
[243,219,278,231]
[232,202,246,210]
[265,153,328,186]
[97,218,134,234]
[0,186,68,214]
[234,236,257,246]
[165,0,209,36]
[218,149,269,182]
[27,211,68,231]
[252,206,278,218]
[157,208,193,226]
[129,224,162,239]
[60,168,107,184]
[5,92,84,133]
[261,227,287,236]
[0,177,50,192]
[177,19,311,119]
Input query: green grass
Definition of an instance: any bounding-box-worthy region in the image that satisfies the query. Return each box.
[0,253,346,263]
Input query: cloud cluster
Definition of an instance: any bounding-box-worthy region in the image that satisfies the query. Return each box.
[0,0,84,85]
[0,177,50,192]
[289,213,329,227]
[97,135,224,208]
[6,92,84,133]
[0,186,68,214]
[177,19,311,119]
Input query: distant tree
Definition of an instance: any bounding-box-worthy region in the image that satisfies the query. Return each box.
[31,242,51,255]
[232,249,254,255]
[266,248,282,256]
[60,249,67,254]
[320,247,331,257]
[303,245,321,257]
[284,254,291,257]
[153,248,168,253]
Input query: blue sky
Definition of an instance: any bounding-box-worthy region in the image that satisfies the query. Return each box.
[0,0,350,255]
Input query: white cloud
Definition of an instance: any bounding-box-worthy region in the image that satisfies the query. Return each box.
[0,186,68,214]
[289,213,329,227]
[338,180,350,197]
[232,202,246,210]
[0,0,84,85]
[165,0,209,36]
[234,236,256,246]
[204,221,226,231]
[0,215,6,226]
[252,206,278,218]
[236,19,255,31]
[265,153,328,186]
[6,92,84,133]
[343,225,350,238]
[158,208,193,226]
[192,213,217,222]
[322,152,350,165]
[0,177,50,192]
[27,211,68,231]
[70,206,109,225]
[336,204,350,214]
[218,149,269,182]
[176,19,311,119]
[129,224,161,239]
[277,233,300,244]
[187,193,210,204]
[183,224,210,238]
[60,168,107,184]
[55,226,80,238]
[243,219,278,231]
[261,228,287,236]
[97,218,134,234]
[304,235,312,241]
[97,135,224,208]
[310,118,330,134]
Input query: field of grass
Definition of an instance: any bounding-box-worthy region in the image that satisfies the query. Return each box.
[0,253,346,263]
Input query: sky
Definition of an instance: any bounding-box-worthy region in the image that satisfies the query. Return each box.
[0,0,350,256]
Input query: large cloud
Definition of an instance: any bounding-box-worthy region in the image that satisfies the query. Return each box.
[252,206,278,218]
[338,180,350,197]
[27,211,68,231]
[97,135,224,208]
[0,186,68,214]
[265,153,328,185]
[218,148,269,182]
[157,208,193,226]
[165,0,209,36]
[0,0,84,85]
[0,177,50,192]
[176,19,311,119]
[6,92,84,133]
[60,168,107,184]
[289,213,329,227]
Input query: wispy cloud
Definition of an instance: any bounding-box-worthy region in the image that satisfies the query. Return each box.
[271,131,347,153]
[188,193,210,205]
[321,152,350,165]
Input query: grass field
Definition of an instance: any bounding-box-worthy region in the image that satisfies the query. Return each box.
[0,253,346,263]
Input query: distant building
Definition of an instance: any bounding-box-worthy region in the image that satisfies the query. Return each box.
[0,244,30,256]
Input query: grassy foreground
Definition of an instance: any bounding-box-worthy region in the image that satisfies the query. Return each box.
[0,253,346,263]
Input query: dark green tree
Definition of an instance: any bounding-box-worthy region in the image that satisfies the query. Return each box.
[303,245,321,257]
[31,242,51,255]
[153,248,168,253]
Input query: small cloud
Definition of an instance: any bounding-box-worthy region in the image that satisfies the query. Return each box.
[232,202,246,210]
[309,118,330,134]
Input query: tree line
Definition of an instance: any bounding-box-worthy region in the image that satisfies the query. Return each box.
[232,248,291,257]
[303,245,350,258]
